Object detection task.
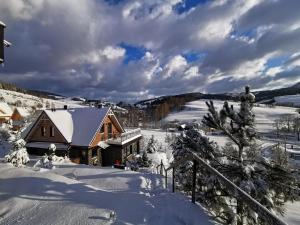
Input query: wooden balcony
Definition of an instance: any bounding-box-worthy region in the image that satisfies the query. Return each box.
[107,128,142,145]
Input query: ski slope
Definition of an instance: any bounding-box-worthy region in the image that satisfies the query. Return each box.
[164,100,298,133]
[275,94,300,107]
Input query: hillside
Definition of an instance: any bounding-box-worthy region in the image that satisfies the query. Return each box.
[135,82,300,112]
[274,94,300,107]
[0,80,65,100]
[164,99,299,133]
[0,88,85,111]
[254,82,300,102]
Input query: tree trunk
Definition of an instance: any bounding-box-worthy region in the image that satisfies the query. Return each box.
[237,199,244,225]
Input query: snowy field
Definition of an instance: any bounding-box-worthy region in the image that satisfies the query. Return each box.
[0,162,213,225]
[164,99,299,133]
[0,89,85,109]
[275,94,300,107]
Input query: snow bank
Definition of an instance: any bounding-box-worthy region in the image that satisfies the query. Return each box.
[0,163,214,225]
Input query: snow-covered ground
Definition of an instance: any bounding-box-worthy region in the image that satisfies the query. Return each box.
[282,201,300,225]
[164,99,299,133]
[1,95,300,224]
[275,94,300,107]
[0,162,214,225]
[0,89,85,109]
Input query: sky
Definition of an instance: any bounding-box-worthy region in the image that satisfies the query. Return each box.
[0,0,300,102]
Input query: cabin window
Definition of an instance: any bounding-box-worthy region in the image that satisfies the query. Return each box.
[100,125,104,133]
[107,123,112,139]
[130,145,133,154]
[92,149,97,157]
[50,126,55,137]
[41,126,46,136]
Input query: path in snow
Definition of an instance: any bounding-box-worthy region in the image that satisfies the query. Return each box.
[0,163,214,225]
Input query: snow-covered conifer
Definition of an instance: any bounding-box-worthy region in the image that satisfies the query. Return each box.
[5,138,29,167]
[172,86,298,225]
[146,135,158,153]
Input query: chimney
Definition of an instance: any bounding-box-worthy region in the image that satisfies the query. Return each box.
[64,105,68,110]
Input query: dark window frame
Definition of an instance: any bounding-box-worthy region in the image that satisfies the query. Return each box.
[50,126,55,137]
[107,122,112,134]
[100,124,105,133]
[41,126,46,136]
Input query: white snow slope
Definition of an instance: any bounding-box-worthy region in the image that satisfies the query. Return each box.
[165,100,298,133]
[275,94,300,107]
[0,163,213,225]
[0,89,85,109]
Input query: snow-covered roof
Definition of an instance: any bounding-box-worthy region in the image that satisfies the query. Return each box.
[15,107,30,117]
[113,106,128,113]
[44,107,111,146]
[0,21,6,27]
[0,102,13,116]
[44,109,74,143]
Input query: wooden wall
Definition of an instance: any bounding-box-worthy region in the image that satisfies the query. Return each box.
[90,115,122,147]
[26,113,66,143]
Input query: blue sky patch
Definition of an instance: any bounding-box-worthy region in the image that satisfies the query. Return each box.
[119,43,147,64]
[266,55,289,68]
[174,0,210,14]
[104,0,125,5]
[231,28,257,40]
[182,52,206,62]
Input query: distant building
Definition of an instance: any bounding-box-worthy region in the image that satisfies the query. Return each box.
[11,107,31,130]
[24,107,142,166]
[0,102,13,123]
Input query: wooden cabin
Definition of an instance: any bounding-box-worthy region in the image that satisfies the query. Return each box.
[11,107,30,130]
[24,107,142,166]
[0,102,12,123]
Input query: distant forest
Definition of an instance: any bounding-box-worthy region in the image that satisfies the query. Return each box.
[0,80,63,99]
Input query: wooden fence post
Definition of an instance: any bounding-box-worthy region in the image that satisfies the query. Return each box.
[172,167,175,193]
[192,160,197,204]
[165,169,167,189]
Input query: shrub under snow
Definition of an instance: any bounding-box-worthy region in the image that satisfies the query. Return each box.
[34,144,68,170]
[5,139,30,167]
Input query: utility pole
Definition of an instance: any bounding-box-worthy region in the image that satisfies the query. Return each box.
[0,21,11,64]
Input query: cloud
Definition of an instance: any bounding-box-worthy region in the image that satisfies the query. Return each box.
[164,55,187,78]
[101,46,125,60]
[0,0,299,102]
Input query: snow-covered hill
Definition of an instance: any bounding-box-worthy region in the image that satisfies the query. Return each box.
[275,94,300,107]
[0,88,86,110]
[164,100,299,133]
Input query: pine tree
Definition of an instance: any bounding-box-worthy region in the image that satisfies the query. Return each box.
[146,135,158,153]
[172,86,298,225]
[140,151,151,167]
